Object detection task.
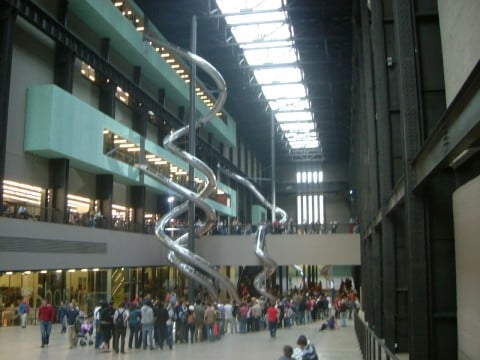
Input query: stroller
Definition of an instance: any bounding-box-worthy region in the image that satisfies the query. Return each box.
[76,313,94,346]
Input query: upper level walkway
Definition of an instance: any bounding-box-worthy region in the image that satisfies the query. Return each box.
[0,217,360,271]
[0,317,363,359]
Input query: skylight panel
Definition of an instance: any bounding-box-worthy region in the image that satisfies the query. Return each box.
[262,83,306,99]
[290,140,319,149]
[216,0,320,150]
[270,98,310,111]
[242,40,292,50]
[254,68,302,84]
[229,22,290,43]
[225,12,284,25]
[276,111,313,122]
[279,122,315,132]
[216,0,281,13]
[285,131,317,139]
[243,47,296,65]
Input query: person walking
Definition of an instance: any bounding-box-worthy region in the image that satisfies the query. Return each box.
[38,299,55,348]
[65,301,79,349]
[267,301,280,338]
[18,297,30,328]
[57,301,67,334]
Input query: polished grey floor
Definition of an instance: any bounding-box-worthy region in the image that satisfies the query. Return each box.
[0,319,362,359]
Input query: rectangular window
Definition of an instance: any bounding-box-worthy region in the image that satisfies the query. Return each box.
[302,195,307,225]
[308,195,313,223]
[297,195,302,225]
[319,195,324,224]
[295,169,325,227]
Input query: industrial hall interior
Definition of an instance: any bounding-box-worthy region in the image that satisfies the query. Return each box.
[0,0,478,359]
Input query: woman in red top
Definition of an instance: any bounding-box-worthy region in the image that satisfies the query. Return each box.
[267,302,280,338]
[38,299,55,348]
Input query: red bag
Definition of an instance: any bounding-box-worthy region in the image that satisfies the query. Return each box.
[213,322,219,337]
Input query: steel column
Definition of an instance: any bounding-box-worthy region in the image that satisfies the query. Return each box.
[130,185,146,233]
[371,0,397,346]
[96,174,113,229]
[424,171,457,358]
[0,2,15,210]
[392,0,429,357]
[271,111,276,223]
[187,15,197,305]
[49,159,70,224]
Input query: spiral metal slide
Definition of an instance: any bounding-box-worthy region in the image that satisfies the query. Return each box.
[137,38,240,304]
[219,167,290,302]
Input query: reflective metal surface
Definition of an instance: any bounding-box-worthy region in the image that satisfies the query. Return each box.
[138,37,240,304]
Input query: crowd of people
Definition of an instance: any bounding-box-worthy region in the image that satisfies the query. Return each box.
[12,277,358,356]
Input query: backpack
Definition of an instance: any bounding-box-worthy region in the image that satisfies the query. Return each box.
[100,307,111,322]
[187,312,195,324]
[178,308,186,323]
[115,309,126,327]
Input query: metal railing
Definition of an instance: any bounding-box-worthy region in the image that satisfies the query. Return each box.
[355,312,399,360]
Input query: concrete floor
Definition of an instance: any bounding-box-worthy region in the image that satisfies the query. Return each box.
[0,319,363,359]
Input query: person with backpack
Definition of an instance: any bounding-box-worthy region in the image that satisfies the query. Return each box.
[113,302,129,354]
[186,305,196,343]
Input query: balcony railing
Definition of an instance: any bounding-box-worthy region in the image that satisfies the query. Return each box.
[354,311,399,360]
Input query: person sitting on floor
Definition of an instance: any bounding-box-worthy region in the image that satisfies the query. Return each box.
[319,316,336,331]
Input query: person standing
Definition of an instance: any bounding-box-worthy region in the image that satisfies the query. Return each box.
[93,300,103,349]
[156,301,173,350]
[38,299,55,347]
[224,300,237,334]
[57,301,67,334]
[18,297,30,328]
[99,300,115,352]
[65,301,79,349]
[140,299,154,350]
[113,302,129,354]
[193,300,205,342]
[267,301,280,338]
[128,303,141,349]
[204,303,216,341]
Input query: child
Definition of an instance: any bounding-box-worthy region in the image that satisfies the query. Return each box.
[279,345,294,359]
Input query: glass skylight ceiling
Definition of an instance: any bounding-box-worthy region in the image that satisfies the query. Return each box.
[216,0,319,150]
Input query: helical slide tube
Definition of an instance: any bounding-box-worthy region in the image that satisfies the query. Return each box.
[218,167,283,301]
[253,225,278,303]
[218,166,305,299]
[137,36,240,304]
[218,166,287,224]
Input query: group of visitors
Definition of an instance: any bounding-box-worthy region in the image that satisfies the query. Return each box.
[278,335,319,360]
[91,297,176,353]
